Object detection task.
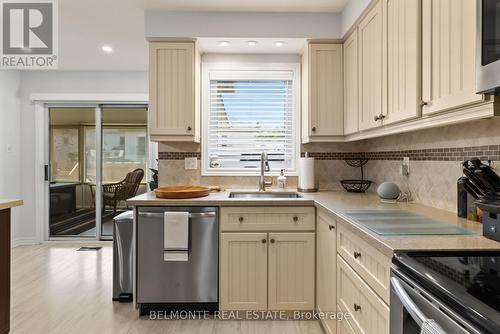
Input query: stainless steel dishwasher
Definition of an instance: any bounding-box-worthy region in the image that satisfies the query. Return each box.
[136,206,218,314]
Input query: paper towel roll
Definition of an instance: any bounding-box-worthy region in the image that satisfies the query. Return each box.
[298,157,317,192]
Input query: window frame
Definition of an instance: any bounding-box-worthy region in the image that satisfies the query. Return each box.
[201,61,301,176]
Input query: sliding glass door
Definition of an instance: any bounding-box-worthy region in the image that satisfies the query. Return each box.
[48,108,97,237]
[48,105,148,240]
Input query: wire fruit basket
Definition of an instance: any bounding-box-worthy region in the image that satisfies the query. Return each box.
[341,159,372,193]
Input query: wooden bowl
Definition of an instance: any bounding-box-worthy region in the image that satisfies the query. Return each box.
[154,185,221,199]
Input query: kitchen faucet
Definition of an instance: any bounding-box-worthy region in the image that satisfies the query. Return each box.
[259,152,273,191]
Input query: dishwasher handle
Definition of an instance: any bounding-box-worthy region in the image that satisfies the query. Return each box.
[138,212,216,219]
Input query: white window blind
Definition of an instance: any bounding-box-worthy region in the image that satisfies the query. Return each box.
[204,68,297,174]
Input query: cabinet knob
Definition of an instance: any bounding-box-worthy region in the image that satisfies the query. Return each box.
[374,115,380,122]
[187,126,192,131]
[354,251,362,259]
[329,225,335,231]
[262,239,267,244]
[270,238,275,244]
[311,127,317,132]
[293,216,299,223]
[379,114,386,119]
[354,304,361,312]
[420,101,429,107]
[238,216,244,223]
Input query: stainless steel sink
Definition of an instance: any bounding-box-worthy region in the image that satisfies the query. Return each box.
[229,192,303,199]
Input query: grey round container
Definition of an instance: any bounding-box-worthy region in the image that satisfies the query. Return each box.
[377,182,401,201]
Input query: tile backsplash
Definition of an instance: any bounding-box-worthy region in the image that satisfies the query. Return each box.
[157,117,500,213]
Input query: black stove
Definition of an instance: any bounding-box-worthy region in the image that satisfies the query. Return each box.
[393,251,500,333]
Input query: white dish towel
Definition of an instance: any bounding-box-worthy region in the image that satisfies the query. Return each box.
[420,319,446,334]
[163,212,189,262]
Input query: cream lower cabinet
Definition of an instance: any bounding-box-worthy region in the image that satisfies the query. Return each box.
[337,256,390,334]
[219,233,268,310]
[268,233,315,310]
[316,209,337,334]
[220,232,315,311]
[219,207,316,311]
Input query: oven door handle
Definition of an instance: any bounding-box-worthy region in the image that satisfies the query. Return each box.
[391,276,429,328]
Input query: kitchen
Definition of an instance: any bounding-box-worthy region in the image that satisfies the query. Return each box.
[1,0,500,333]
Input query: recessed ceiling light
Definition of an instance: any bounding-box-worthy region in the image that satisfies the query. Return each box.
[218,41,230,47]
[247,40,258,46]
[102,45,113,53]
[274,41,285,47]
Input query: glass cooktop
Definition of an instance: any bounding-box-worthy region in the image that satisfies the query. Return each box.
[394,251,500,333]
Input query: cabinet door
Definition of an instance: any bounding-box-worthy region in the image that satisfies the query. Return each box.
[149,42,197,139]
[316,210,337,334]
[219,233,268,310]
[343,30,359,135]
[421,0,484,115]
[308,43,344,137]
[268,232,315,310]
[358,0,385,131]
[383,0,421,125]
[337,256,389,334]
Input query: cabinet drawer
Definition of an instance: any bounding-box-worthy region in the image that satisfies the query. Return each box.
[337,256,389,334]
[220,207,315,231]
[337,224,391,303]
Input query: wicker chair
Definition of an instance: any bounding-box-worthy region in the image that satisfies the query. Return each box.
[102,168,144,213]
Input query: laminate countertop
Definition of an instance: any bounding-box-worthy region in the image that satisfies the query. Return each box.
[0,199,23,211]
[128,190,500,256]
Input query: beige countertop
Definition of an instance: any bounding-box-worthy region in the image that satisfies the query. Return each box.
[0,199,23,211]
[128,190,500,256]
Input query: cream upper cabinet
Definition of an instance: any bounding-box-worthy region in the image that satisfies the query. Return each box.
[343,30,359,135]
[302,42,344,142]
[383,0,421,125]
[149,41,200,142]
[358,0,385,131]
[219,233,268,311]
[421,0,485,115]
[316,210,337,334]
[268,232,315,310]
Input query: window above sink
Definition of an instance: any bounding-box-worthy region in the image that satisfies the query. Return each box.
[201,60,300,176]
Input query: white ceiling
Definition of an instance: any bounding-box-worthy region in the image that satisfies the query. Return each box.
[198,38,307,54]
[58,0,349,70]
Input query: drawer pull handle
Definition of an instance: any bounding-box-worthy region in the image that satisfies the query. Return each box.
[270,238,275,244]
[262,239,267,244]
[354,304,361,312]
[238,217,244,223]
[329,225,335,230]
[354,251,361,259]
[293,216,299,222]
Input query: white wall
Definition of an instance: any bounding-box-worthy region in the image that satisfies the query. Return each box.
[145,11,342,39]
[341,0,372,36]
[0,70,22,244]
[15,70,148,243]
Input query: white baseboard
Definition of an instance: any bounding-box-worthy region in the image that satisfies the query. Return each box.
[11,237,39,248]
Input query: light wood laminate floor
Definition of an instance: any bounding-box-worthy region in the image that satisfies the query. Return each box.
[11,243,323,334]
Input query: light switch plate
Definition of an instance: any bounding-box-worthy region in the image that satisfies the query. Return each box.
[184,157,198,170]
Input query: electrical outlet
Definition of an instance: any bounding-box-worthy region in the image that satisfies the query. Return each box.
[184,157,198,170]
[401,157,410,176]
